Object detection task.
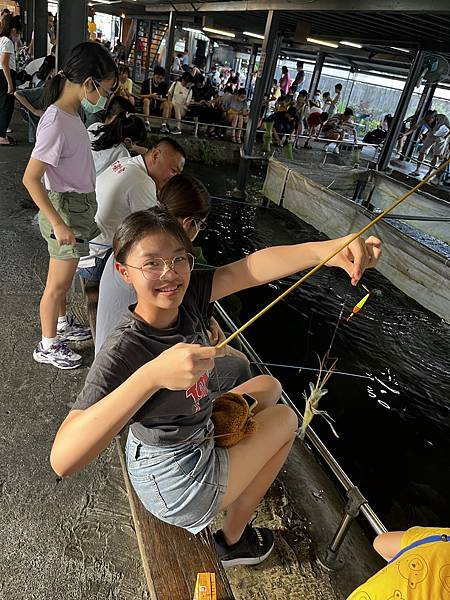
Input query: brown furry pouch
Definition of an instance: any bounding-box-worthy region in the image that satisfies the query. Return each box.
[211,392,259,448]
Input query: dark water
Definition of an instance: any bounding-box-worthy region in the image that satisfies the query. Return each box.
[187,164,450,531]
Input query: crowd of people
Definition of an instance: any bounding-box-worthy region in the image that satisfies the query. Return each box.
[2,14,449,597]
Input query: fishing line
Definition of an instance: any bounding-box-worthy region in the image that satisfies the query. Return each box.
[217,157,450,350]
[325,279,353,359]
[249,361,376,380]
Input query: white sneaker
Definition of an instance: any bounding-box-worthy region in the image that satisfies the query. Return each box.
[145,121,151,133]
[33,341,82,369]
[57,315,92,342]
[160,124,170,134]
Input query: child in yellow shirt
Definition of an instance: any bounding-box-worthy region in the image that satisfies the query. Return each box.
[348,526,450,599]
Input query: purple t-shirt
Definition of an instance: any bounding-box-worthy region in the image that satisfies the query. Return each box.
[31,105,96,193]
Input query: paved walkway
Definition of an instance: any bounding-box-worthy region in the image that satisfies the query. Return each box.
[0,116,147,600]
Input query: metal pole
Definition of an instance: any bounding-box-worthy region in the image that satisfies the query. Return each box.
[308,51,325,97]
[132,19,139,81]
[144,20,153,80]
[319,486,368,570]
[164,10,176,85]
[345,68,357,109]
[21,0,33,46]
[403,82,437,160]
[236,10,281,193]
[205,42,213,73]
[377,50,425,171]
[33,0,48,59]
[245,44,258,95]
[56,0,88,70]
[264,33,282,96]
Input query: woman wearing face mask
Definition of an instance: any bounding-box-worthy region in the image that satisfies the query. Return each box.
[0,14,22,145]
[88,111,147,176]
[22,42,118,370]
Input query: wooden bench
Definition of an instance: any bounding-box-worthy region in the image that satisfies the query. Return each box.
[82,279,235,600]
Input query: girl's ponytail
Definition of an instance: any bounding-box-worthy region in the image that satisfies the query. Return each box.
[91,112,147,151]
[41,42,118,110]
[41,72,66,109]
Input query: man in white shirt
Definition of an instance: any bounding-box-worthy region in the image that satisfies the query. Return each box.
[77,138,186,280]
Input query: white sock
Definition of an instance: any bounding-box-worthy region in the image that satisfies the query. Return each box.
[57,315,67,328]
[42,336,57,350]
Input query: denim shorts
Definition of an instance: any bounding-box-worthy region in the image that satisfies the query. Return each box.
[125,420,229,534]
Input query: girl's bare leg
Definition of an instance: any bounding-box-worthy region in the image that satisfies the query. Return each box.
[143,98,150,122]
[373,531,404,561]
[40,258,78,338]
[174,105,182,129]
[230,375,282,413]
[217,378,298,545]
[230,115,238,141]
[236,115,243,142]
[162,100,172,120]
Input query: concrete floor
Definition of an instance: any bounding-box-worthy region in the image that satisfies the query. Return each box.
[0,116,383,600]
[0,117,148,600]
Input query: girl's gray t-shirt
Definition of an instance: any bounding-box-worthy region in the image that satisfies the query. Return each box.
[72,269,215,446]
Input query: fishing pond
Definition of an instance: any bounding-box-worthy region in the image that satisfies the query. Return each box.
[187,164,450,531]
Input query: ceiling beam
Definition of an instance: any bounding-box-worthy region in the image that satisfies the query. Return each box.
[143,1,450,13]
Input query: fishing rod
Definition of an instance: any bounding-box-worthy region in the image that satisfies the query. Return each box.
[217,156,450,350]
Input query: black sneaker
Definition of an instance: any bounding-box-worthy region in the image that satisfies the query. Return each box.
[213,524,275,567]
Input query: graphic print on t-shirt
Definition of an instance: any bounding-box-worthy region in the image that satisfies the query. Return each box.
[186,372,210,413]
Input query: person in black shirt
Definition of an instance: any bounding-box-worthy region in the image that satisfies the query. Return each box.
[141,66,169,131]
[187,74,220,131]
[265,106,299,146]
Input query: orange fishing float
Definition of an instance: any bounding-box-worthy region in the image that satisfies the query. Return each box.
[347,288,371,321]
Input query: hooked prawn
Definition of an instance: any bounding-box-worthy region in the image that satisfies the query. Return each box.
[298,354,339,441]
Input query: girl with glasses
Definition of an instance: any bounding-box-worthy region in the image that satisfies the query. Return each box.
[22,42,118,370]
[51,205,381,568]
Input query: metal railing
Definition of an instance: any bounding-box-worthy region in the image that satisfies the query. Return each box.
[214,301,386,568]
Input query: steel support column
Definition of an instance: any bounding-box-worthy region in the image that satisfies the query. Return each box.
[21,0,34,45]
[33,0,48,59]
[263,33,282,96]
[236,10,281,193]
[308,52,325,97]
[56,0,88,70]
[164,11,176,85]
[244,44,258,95]
[403,82,437,160]
[378,50,425,171]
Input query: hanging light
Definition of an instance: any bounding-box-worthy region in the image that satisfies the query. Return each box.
[243,31,264,40]
[390,46,410,53]
[307,37,339,48]
[340,41,363,49]
[203,26,235,38]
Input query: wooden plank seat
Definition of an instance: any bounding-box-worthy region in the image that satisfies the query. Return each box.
[116,434,235,600]
[82,279,235,600]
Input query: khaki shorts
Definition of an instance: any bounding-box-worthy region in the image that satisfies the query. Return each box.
[39,191,100,260]
[421,134,448,157]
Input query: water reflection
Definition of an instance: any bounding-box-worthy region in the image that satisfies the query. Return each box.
[200,194,450,529]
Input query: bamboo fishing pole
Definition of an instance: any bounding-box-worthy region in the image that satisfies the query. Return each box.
[217,157,450,349]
